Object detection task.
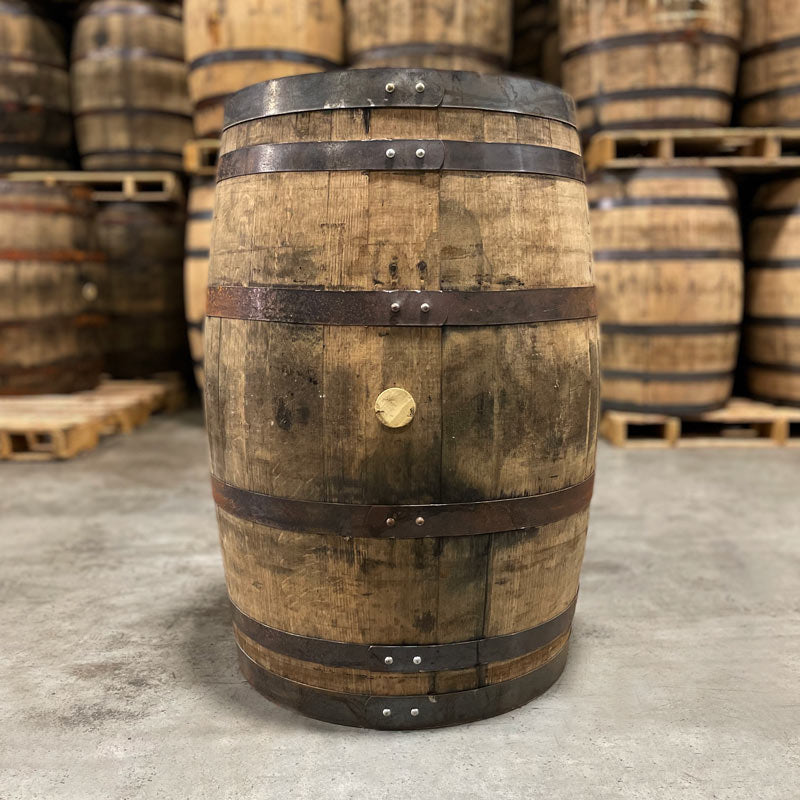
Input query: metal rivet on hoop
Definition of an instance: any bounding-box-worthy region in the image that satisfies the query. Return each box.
[415,82,425,93]
[384,656,394,665]
[420,303,431,313]
[415,517,425,526]
[410,708,420,716]
[412,656,422,665]
[386,516,396,526]
[390,302,401,313]
[416,148,426,159]
[382,708,392,717]
[385,82,396,93]
[386,148,396,159]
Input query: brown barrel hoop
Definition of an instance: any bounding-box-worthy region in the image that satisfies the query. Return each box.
[601,323,739,335]
[206,285,596,327]
[589,197,735,210]
[602,400,728,415]
[188,48,340,72]
[237,638,570,731]
[562,29,739,61]
[349,41,509,69]
[748,259,800,269]
[211,473,594,540]
[748,361,800,374]
[576,87,734,109]
[741,84,800,105]
[71,47,186,63]
[602,368,734,382]
[232,594,577,672]
[593,249,742,261]
[742,34,800,60]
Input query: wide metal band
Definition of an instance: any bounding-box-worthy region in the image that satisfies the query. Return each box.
[206,286,597,327]
[185,248,210,259]
[593,249,742,261]
[74,108,192,120]
[589,197,734,210]
[603,400,726,415]
[223,69,577,130]
[741,83,800,105]
[748,259,800,270]
[748,361,800,375]
[576,87,733,109]
[602,322,739,335]
[563,30,739,61]
[217,141,584,181]
[211,473,594,539]
[236,639,569,730]
[189,48,339,72]
[602,368,733,383]
[751,206,800,217]
[232,594,577,673]
[746,316,800,327]
[80,148,182,160]
[188,210,213,221]
[350,42,508,68]
[742,34,800,59]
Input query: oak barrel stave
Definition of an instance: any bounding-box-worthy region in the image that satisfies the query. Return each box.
[590,169,744,414]
[71,0,192,170]
[0,181,106,394]
[512,0,560,85]
[206,70,598,729]
[746,179,800,406]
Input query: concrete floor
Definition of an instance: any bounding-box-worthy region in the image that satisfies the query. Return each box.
[1,410,798,799]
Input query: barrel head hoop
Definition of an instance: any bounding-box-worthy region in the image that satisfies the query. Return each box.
[210,473,595,539]
[222,69,577,130]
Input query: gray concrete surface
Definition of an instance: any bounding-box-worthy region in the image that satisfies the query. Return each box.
[1,410,798,799]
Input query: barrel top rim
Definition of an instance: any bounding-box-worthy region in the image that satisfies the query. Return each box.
[222,68,578,131]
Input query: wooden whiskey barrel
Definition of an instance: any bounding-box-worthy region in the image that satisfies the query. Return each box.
[184,178,214,388]
[207,69,598,729]
[0,0,72,169]
[512,0,560,85]
[590,169,744,414]
[346,0,513,72]
[746,179,800,406]
[71,0,192,171]
[0,181,106,394]
[94,202,189,378]
[184,0,344,138]
[740,1,800,126]
[559,0,742,136]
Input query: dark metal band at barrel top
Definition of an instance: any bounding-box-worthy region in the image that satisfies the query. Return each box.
[188,48,340,73]
[746,315,800,327]
[223,69,576,130]
[576,87,733,109]
[748,258,800,270]
[602,322,739,336]
[206,286,596,327]
[748,361,800,375]
[211,473,594,539]
[562,30,739,61]
[236,640,569,730]
[217,141,584,181]
[232,594,577,673]
[350,42,509,69]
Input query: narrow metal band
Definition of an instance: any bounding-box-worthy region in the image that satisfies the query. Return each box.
[74,108,192,120]
[593,249,742,261]
[188,210,213,221]
[747,392,800,409]
[563,30,739,61]
[211,473,595,539]
[189,48,339,72]
[185,248,210,259]
[602,400,726,415]
[217,141,585,181]
[186,320,204,332]
[232,594,577,673]
[602,368,734,382]
[80,148,182,159]
[236,639,569,730]
[741,83,800,105]
[746,316,800,327]
[576,87,733,109]
[350,42,508,68]
[223,69,577,130]
[742,34,800,59]
[602,322,739,335]
[748,259,800,270]
[589,197,734,210]
[0,249,105,263]
[751,206,800,217]
[72,47,184,63]
[748,361,800,375]
[206,286,597,327]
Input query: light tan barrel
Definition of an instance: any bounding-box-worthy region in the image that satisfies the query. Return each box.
[560,0,742,137]
[512,0,560,85]
[0,181,106,394]
[206,69,597,729]
[346,0,513,72]
[0,1,72,169]
[746,180,800,406]
[71,0,192,171]
[740,0,800,126]
[94,202,189,378]
[591,169,744,414]
[184,178,214,388]
[184,0,344,138]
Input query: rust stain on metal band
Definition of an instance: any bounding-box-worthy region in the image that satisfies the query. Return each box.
[211,473,594,539]
[232,594,577,672]
[206,286,597,327]
[236,637,570,730]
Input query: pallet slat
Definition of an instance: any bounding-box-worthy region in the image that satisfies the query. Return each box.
[600,398,800,449]
[183,139,219,176]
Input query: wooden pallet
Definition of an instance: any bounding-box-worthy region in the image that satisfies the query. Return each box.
[0,171,184,203]
[183,139,219,176]
[600,398,800,449]
[585,127,800,173]
[0,374,185,461]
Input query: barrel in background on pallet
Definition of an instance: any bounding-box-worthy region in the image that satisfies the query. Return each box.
[346,0,513,72]
[559,0,742,137]
[184,0,344,138]
[746,179,800,407]
[0,0,72,170]
[740,0,800,126]
[94,202,189,379]
[71,0,192,171]
[184,178,213,388]
[512,0,560,85]
[206,69,598,730]
[0,181,106,394]
[590,168,744,415]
